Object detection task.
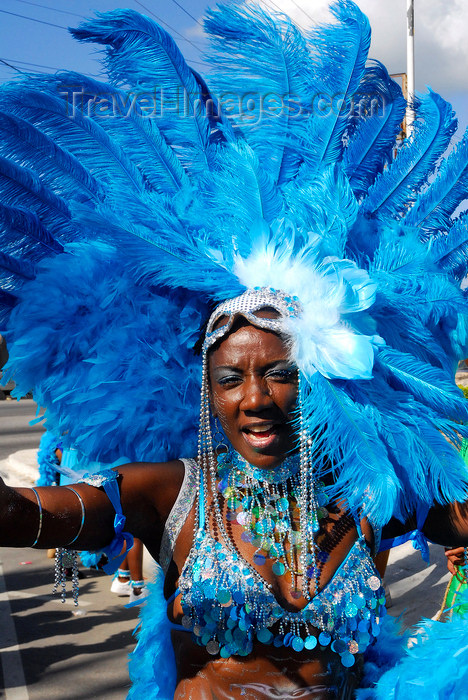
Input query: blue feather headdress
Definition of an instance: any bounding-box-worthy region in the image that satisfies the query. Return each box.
[0,1,467,528]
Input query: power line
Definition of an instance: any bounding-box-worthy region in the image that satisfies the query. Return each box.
[288,0,318,26]
[167,0,203,27]
[0,56,102,77]
[262,0,308,33]
[0,8,66,29]
[0,58,25,74]
[0,56,62,71]
[0,4,206,77]
[133,0,205,52]
[13,0,83,19]
[264,0,287,16]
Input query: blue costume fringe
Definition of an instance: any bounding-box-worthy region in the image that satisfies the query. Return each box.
[358,596,468,698]
[36,430,60,487]
[127,567,176,699]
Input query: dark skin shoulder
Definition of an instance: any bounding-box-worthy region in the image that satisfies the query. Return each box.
[381,500,468,549]
[117,460,185,558]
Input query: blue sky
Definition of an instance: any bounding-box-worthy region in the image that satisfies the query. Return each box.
[0,0,467,135]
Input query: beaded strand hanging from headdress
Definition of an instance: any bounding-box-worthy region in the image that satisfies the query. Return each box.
[199,287,329,599]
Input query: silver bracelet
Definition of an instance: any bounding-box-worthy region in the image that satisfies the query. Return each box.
[64,487,85,546]
[30,488,43,547]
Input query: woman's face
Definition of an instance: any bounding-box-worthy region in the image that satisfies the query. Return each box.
[208,322,298,469]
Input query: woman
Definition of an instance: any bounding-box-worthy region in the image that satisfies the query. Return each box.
[1,2,468,697]
[1,293,468,699]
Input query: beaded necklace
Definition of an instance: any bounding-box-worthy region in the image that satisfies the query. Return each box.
[216,449,329,594]
[178,452,387,666]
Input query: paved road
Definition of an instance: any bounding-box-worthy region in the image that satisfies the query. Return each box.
[0,400,44,461]
[0,546,140,700]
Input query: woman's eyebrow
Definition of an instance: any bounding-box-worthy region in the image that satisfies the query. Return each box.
[212,365,242,373]
[263,360,297,370]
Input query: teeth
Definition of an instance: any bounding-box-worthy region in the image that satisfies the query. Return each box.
[249,425,273,433]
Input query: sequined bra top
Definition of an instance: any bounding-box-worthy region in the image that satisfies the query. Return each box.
[160,459,386,669]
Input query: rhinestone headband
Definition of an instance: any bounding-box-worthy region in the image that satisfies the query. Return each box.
[203,288,302,352]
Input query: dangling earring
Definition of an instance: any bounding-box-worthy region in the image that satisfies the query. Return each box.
[213,417,228,456]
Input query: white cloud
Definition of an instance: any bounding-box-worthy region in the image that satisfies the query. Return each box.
[256,0,468,94]
[261,0,335,24]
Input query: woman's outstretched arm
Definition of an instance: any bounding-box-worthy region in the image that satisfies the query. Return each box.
[0,477,116,550]
[0,460,185,560]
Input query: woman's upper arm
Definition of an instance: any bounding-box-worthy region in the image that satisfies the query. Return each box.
[113,459,185,551]
[381,514,417,543]
[423,501,468,547]
[2,480,116,551]
[381,500,468,551]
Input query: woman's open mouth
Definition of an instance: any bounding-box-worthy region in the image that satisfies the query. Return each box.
[242,423,281,450]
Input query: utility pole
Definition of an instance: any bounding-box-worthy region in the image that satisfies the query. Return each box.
[406,0,415,136]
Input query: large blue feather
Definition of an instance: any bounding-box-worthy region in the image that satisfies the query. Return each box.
[345,374,468,517]
[0,288,17,331]
[71,10,212,175]
[371,303,448,370]
[300,372,399,526]
[362,90,457,219]
[0,108,102,204]
[0,251,35,310]
[430,211,468,280]
[305,0,371,169]
[373,265,465,332]
[377,345,468,420]
[0,156,78,240]
[0,251,35,283]
[69,202,245,302]
[32,72,191,196]
[365,608,468,699]
[343,61,406,197]
[189,67,236,144]
[204,3,316,185]
[283,164,358,258]
[404,126,468,235]
[0,84,147,206]
[0,204,63,259]
[2,242,204,463]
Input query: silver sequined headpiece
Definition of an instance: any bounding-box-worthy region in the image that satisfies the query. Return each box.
[203,287,302,352]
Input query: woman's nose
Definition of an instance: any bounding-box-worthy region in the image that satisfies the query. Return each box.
[240,377,272,412]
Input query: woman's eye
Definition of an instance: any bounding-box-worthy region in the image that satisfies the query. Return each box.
[268,368,297,381]
[217,375,241,386]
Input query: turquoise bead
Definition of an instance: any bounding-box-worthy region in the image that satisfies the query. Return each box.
[257,628,273,644]
[272,561,286,575]
[331,639,347,654]
[345,603,358,617]
[318,632,331,646]
[353,594,365,608]
[292,636,304,652]
[276,497,289,512]
[217,589,232,605]
[341,652,355,668]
